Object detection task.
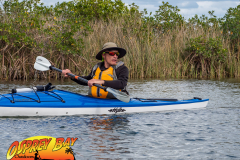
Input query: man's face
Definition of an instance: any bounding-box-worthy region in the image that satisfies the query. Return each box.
[103,50,119,66]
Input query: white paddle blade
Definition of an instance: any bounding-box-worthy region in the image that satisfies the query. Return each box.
[34,56,51,71]
[106,88,130,103]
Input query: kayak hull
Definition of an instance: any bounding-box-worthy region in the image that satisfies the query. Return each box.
[0,101,208,116]
[0,90,209,117]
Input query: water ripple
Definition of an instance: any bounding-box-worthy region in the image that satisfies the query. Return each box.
[0,79,240,159]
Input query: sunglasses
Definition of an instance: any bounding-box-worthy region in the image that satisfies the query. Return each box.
[105,51,120,56]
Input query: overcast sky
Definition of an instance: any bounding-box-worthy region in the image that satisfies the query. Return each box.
[40,0,240,19]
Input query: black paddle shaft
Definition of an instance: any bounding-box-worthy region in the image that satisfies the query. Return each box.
[49,66,107,91]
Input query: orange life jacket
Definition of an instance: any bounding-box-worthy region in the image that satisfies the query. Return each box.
[88,61,124,99]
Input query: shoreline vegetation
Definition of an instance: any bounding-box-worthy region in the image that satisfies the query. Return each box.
[0,0,239,80]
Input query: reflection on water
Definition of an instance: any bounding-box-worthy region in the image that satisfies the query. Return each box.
[0,78,240,159]
[85,115,130,156]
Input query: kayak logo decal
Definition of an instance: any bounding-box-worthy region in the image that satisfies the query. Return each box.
[6,136,78,160]
[108,107,126,113]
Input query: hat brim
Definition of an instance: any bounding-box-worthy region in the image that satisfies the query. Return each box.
[96,47,126,60]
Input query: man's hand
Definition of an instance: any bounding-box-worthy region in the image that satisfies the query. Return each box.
[62,69,72,78]
[88,79,105,87]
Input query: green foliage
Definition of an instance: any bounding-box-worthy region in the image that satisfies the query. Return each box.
[72,0,128,20]
[186,36,227,62]
[184,36,228,77]
[222,4,240,52]
[0,0,142,55]
[154,2,184,32]
[0,0,91,55]
[188,11,222,30]
[0,0,43,47]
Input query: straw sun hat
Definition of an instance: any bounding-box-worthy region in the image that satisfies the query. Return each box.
[96,42,126,60]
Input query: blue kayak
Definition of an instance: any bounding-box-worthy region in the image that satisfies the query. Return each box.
[0,89,209,116]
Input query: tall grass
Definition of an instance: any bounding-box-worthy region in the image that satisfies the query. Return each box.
[0,0,239,80]
[85,19,236,79]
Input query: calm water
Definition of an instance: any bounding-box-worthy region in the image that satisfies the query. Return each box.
[0,78,240,159]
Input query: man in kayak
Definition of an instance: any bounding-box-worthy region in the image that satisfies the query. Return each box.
[62,42,129,99]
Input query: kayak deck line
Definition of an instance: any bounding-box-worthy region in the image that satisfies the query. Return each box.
[0,90,65,103]
[134,98,179,102]
[0,89,209,116]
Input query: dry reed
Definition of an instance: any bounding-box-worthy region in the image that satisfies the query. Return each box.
[0,14,239,80]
